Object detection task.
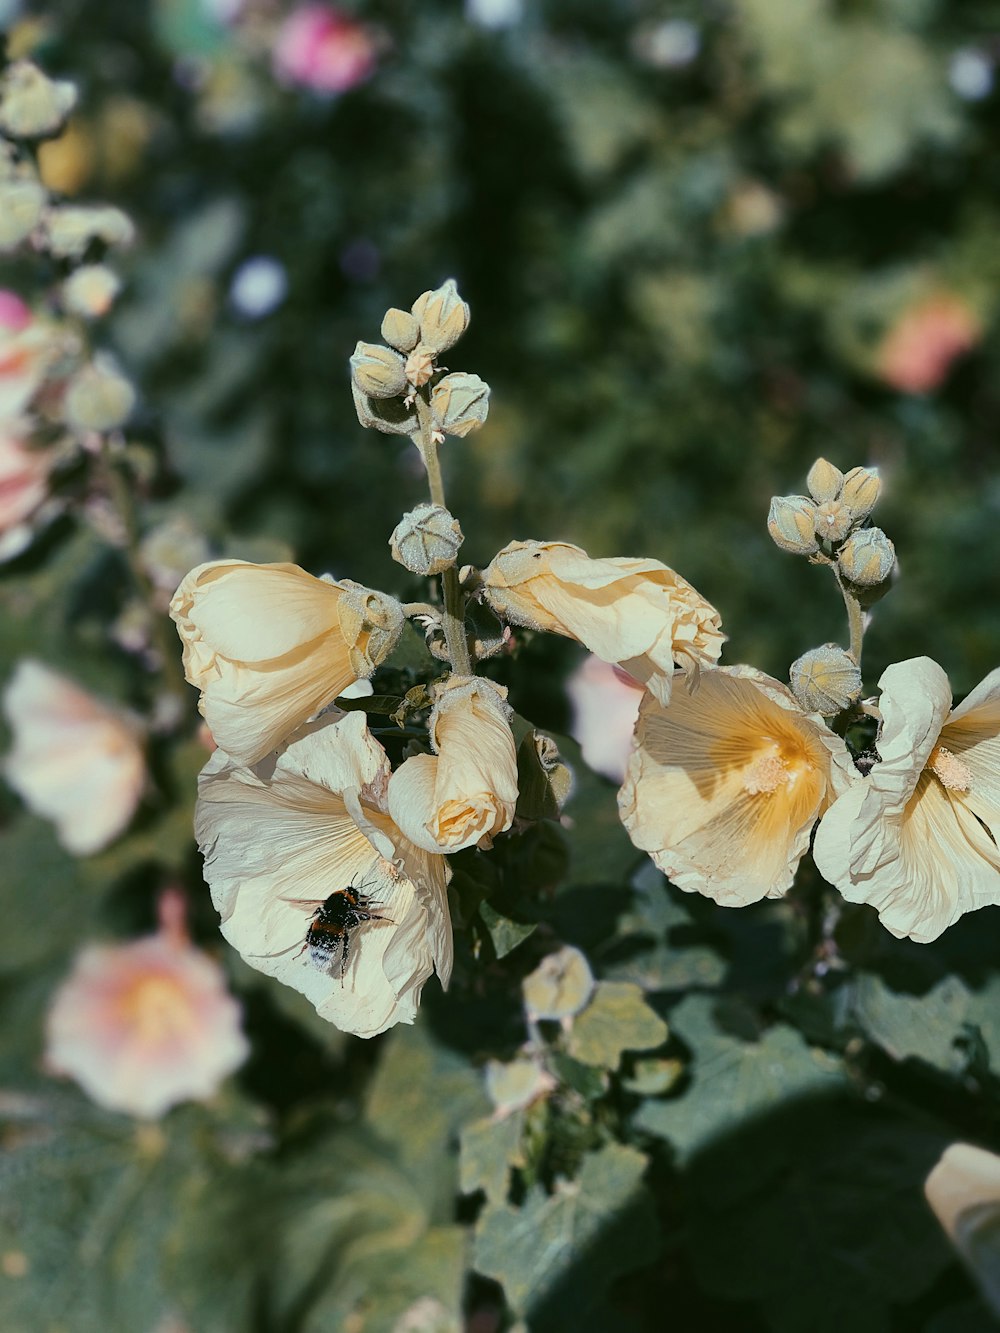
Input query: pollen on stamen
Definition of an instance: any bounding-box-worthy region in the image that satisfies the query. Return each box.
[742,752,788,795]
[929,745,973,792]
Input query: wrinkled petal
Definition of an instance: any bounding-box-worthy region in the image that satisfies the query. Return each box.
[940,665,1000,842]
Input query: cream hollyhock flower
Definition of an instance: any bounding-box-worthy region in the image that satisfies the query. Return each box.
[387,675,518,853]
[481,540,724,706]
[925,1142,1000,1313]
[195,709,452,1038]
[44,927,249,1118]
[170,559,404,765]
[813,657,1000,943]
[618,666,857,905]
[3,660,145,855]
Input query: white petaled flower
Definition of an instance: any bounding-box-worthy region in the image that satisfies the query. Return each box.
[3,660,145,855]
[481,540,724,707]
[618,666,857,906]
[45,932,249,1118]
[387,675,518,853]
[195,710,452,1038]
[0,318,59,420]
[567,654,644,783]
[0,427,54,547]
[813,657,1000,942]
[169,559,404,765]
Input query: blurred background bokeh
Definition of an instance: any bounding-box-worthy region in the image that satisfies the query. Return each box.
[2,2,1000,1330]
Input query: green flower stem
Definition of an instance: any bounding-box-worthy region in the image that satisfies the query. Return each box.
[834,567,865,667]
[414,398,472,676]
[98,433,187,705]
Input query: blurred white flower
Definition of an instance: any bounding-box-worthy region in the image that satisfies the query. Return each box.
[568,654,643,782]
[465,0,522,31]
[3,660,146,855]
[0,427,54,555]
[0,317,59,421]
[229,256,288,320]
[632,19,700,70]
[925,1142,1000,1315]
[949,49,993,102]
[195,710,452,1038]
[45,923,248,1118]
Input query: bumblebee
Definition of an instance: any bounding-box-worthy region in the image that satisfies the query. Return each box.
[303,885,388,976]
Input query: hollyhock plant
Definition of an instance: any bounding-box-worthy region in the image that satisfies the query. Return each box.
[169,559,404,765]
[3,659,145,855]
[195,710,452,1038]
[44,908,249,1118]
[567,654,643,782]
[813,657,1000,942]
[273,6,378,95]
[481,540,724,707]
[618,666,857,906]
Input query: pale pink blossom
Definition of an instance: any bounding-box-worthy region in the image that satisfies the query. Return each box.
[45,926,248,1118]
[568,655,643,782]
[877,292,980,393]
[0,427,53,547]
[273,6,378,95]
[3,660,146,855]
[0,290,31,331]
[0,316,59,420]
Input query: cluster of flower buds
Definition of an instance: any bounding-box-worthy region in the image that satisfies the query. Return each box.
[350,279,490,442]
[768,457,894,588]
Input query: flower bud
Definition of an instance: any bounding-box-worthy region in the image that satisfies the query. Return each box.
[0,179,44,250]
[404,342,437,389]
[789,644,862,715]
[381,307,420,353]
[64,356,136,432]
[61,264,121,319]
[806,457,844,503]
[336,582,405,675]
[522,945,595,1022]
[349,341,407,399]
[837,527,895,587]
[767,495,819,555]
[351,379,418,436]
[389,502,463,576]
[44,205,135,260]
[841,466,881,522]
[411,279,470,353]
[430,372,490,438]
[813,500,853,543]
[0,61,77,140]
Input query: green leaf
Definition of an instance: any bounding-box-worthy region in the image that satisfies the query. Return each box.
[473,1142,658,1324]
[566,982,668,1070]
[0,816,98,974]
[850,972,1000,1074]
[635,994,846,1162]
[459,1112,526,1204]
[478,901,537,960]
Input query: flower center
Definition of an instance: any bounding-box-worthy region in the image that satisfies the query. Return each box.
[742,748,789,795]
[122,975,193,1043]
[928,745,972,792]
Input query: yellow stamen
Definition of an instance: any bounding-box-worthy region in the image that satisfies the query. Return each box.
[928,745,972,793]
[743,751,788,795]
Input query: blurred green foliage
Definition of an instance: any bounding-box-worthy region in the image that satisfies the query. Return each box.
[2,0,1000,1329]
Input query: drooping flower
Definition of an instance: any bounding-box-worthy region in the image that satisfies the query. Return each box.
[273,5,378,95]
[618,666,857,906]
[3,660,145,855]
[169,559,404,766]
[44,918,248,1118]
[877,291,980,394]
[567,654,643,782]
[195,709,452,1038]
[481,540,724,707]
[813,657,1000,942]
[387,675,518,853]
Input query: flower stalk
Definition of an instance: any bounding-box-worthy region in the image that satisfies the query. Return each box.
[415,394,472,676]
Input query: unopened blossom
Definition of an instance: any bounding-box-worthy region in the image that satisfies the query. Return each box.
[387,676,518,853]
[169,559,404,765]
[195,710,452,1038]
[877,292,980,393]
[813,657,1000,942]
[44,929,248,1118]
[0,428,54,544]
[481,540,724,707]
[3,660,145,855]
[568,655,643,783]
[925,1142,1000,1310]
[618,666,857,905]
[273,6,378,94]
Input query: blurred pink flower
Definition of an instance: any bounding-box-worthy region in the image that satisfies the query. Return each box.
[0,428,53,540]
[3,660,146,855]
[567,654,644,782]
[273,6,378,94]
[0,290,31,332]
[877,292,981,393]
[45,926,249,1118]
[0,317,59,420]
